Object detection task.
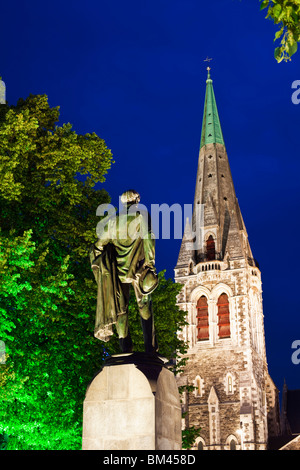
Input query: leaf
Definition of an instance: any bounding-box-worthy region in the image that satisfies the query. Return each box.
[272,3,282,20]
[274,46,283,61]
[260,0,269,10]
[274,27,284,41]
[287,38,298,56]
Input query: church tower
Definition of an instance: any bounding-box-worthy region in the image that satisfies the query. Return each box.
[174,68,280,450]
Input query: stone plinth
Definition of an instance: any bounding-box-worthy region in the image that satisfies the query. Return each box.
[82,353,182,450]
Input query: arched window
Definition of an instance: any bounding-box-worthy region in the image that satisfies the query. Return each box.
[195,437,205,450]
[197,296,209,340]
[217,293,230,338]
[194,375,203,397]
[230,439,236,450]
[225,435,238,450]
[206,235,215,260]
[226,373,234,394]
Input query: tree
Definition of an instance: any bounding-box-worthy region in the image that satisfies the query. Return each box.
[260,0,300,62]
[0,95,188,449]
[0,94,113,449]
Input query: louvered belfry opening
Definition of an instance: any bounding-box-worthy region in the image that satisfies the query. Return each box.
[217,293,230,338]
[197,296,209,340]
[206,235,216,260]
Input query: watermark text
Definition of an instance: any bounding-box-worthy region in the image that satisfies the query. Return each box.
[291,340,300,365]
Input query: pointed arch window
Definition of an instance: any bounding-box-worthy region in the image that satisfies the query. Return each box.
[225,373,234,395]
[217,293,230,338]
[198,441,204,450]
[197,296,209,341]
[230,439,236,450]
[206,235,215,261]
[194,375,203,397]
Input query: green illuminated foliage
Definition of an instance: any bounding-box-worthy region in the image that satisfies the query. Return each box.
[0,433,8,450]
[0,94,113,449]
[260,0,300,61]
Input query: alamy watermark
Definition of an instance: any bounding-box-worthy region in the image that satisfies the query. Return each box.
[95,198,204,250]
[291,80,300,104]
[291,340,300,365]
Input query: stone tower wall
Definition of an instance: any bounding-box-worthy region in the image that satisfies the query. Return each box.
[175,260,273,449]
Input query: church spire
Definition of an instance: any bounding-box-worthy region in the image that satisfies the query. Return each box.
[176,68,256,270]
[187,68,254,266]
[200,67,224,149]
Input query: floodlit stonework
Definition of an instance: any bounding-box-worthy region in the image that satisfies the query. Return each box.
[82,354,182,450]
[279,434,300,450]
[175,69,281,450]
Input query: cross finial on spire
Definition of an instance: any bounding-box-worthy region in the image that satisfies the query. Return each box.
[204,57,213,79]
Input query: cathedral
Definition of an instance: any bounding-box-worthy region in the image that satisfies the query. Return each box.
[174,68,281,450]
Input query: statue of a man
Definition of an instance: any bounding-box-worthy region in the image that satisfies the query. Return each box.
[89,190,159,354]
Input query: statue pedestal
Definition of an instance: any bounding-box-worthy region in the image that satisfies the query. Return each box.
[82,353,182,450]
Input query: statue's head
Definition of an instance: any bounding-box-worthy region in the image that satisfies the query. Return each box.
[120,189,140,206]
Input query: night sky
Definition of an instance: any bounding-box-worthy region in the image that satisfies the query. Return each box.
[1,0,300,393]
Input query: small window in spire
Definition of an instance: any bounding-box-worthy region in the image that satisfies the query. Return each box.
[208,174,213,178]
[208,133,212,137]
[221,174,225,178]
[223,197,227,201]
[208,155,213,159]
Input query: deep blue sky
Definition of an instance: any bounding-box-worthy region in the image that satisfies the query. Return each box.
[1,0,300,392]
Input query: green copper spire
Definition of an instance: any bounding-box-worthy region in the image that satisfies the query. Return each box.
[200,68,224,149]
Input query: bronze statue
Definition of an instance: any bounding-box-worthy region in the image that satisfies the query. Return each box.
[90,190,159,354]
